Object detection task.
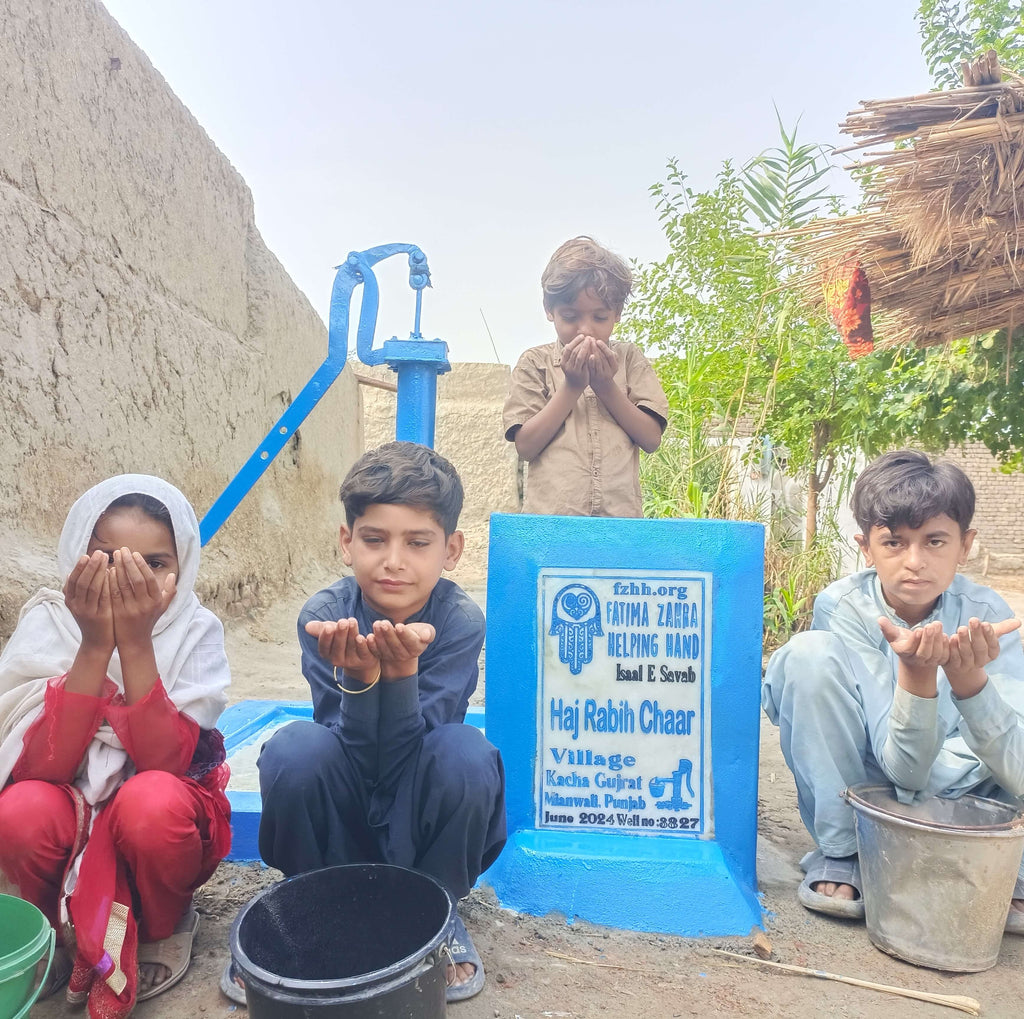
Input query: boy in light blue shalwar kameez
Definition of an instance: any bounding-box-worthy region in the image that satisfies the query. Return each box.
[763,450,1024,926]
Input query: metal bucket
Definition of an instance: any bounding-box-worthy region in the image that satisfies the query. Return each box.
[846,784,1024,972]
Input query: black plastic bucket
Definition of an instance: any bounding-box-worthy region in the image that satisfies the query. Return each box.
[229,863,454,1018]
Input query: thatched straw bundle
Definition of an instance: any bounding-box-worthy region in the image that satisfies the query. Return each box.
[791,55,1024,349]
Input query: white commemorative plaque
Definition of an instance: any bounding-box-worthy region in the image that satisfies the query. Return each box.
[536,568,713,836]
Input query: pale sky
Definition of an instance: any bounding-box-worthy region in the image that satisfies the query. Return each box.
[101,0,929,366]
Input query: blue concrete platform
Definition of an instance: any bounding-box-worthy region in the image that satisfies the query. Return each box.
[221,699,486,861]
[489,829,761,936]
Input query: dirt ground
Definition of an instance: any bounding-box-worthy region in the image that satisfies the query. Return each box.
[27,569,1024,1019]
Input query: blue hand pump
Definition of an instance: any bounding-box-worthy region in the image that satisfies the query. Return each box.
[199,243,450,545]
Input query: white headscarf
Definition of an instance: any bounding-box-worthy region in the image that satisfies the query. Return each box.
[0,475,230,802]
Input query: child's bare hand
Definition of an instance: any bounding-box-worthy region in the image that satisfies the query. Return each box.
[109,548,175,651]
[560,335,591,391]
[64,551,115,653]
[365,620,436,678]
[945,616,1021,698]
[587,339,619,396]
[305,618,379,681]
[879,617,949,670]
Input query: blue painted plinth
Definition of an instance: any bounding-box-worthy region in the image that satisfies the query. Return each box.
[485,830,761,936]
[481,513,764,937]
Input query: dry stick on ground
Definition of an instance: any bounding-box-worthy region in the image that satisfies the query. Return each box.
[542,950,651,974]
[711,949,982,1016]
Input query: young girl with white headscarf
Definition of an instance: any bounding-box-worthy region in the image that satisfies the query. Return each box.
[0,475,231,1019]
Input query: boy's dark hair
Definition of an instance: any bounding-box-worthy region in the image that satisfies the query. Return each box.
[541,236,632,315]
[852,449,975,536]
[339,441,464,536]
[99,493,177,551]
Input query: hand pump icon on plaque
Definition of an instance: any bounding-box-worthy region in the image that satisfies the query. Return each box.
[649,759,696,811]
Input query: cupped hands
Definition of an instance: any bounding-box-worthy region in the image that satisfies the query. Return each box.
[945,616,1021,697]
[561,335,620,397]
[367,619,435,677]
[108,547,176,652]
[586,337,619,396]
[64,550,116,654]
[879,614,1022,699]
[305,618,436,683]
[878,617,948,671]
[65,548,175,653]
[560,334,591,391]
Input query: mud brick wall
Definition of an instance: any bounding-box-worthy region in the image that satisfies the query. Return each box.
[946,443,1024,568]
[0,0,361,638]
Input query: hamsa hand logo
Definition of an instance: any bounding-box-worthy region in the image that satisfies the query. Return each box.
[550,584,603,675]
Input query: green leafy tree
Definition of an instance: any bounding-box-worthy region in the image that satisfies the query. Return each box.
[918,0,1024,86]
[625,122,946,547]
[896,328,1024,470]
[626,93,1024,636]
[626,160,758,520]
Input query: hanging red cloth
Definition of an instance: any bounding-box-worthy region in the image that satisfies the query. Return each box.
[823,258,874,358]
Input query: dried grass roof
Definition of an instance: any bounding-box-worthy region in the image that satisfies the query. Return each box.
[792,55,1024,348]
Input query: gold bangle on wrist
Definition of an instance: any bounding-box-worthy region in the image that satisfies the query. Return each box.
[333,664,381,694]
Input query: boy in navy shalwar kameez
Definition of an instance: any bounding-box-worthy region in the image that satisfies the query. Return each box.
[256,442,506,1002]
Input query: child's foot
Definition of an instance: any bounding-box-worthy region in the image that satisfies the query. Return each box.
[798,850,865,919]
[809,880,859,901]
[446,914,485,1002]
[449,961,477,986]
[137,962,167,996]
[137,907,200,1001]
[220,960,247,1005]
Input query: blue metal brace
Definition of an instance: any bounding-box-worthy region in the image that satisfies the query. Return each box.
[199,243,450,546]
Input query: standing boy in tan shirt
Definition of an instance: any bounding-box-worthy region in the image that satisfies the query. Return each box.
[502,236,669,516]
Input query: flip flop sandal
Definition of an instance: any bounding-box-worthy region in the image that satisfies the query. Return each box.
[136,907,200,1001]
[797,850,865,920]
[220,959,248,1005]
[445,913,485,1003]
